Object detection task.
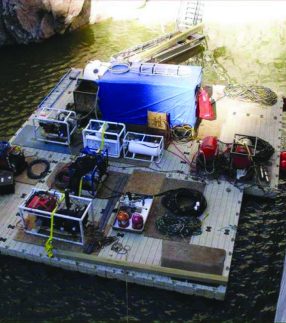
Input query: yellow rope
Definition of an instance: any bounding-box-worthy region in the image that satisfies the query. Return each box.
[45,194,65,258]
[78,177,83,197]
[99,122,107,152]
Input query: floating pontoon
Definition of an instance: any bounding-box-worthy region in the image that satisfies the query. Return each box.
[0,58,282,300]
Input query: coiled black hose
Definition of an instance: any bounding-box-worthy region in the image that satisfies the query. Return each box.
[27,159,50,180]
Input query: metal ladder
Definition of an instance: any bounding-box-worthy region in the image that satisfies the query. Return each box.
[176,0,204,31]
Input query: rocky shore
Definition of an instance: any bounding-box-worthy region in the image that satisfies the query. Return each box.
[0,0,92,46]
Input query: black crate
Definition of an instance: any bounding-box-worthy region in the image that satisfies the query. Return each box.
[73,79,98,113]
[0,170,15,195]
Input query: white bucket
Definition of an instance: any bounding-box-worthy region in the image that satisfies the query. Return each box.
[83,60,108,81]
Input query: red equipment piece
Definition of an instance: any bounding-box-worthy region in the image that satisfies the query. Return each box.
[280,151,286,171]
[198,88,215,120]
[232,146,252,169]
[200,136,218,160]
[281,151,286,160]
[280,160,286,171]
[27,193,57,212]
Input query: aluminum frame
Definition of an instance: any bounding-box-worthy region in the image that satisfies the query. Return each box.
[33,107,77,145]
[82,120,126,158]
[123,131,164,163]
[18,189,94,245]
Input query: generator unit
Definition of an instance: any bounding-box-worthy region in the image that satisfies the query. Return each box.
[19,189,94,245]
[33,107,77,145]
[82,120,126,158]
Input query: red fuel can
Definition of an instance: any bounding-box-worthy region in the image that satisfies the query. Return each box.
[280,151,286,161]
[200,136,218,160]
[280,159,286,171]
[198,88,215,120]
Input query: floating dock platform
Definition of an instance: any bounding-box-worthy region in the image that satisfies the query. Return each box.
[0,68,283,300]
[273,111,286,323]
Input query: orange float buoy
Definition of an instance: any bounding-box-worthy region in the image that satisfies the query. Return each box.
[117,210,130,228]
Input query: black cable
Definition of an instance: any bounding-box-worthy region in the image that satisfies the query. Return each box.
[88,191,122,200]
[54,168,70,189]
[27,159,50,180]
[110,164,187,174]
[135,143,160,149]
[100,180,123,195]
[160,188,207,217]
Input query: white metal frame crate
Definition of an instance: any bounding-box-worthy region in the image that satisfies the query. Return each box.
[82,120,126,158]
[123,131,164,163]
[33,107,77,145]
[18,189,94,245]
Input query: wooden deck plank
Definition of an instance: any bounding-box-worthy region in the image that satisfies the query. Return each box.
[138,237,155,265]
[146,238,161,265]
[152,240,162,266]
[133,236,149,264]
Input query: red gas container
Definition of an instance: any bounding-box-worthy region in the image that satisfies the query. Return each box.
[280,152,286,172]
[27,194,57,211]
[198,88,215,120]
[280,151,286,161]
[200,136,218,160]
[232,146,252,169]
[280,159,286,171]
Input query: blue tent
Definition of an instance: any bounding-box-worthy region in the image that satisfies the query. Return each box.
[96,64,202,127]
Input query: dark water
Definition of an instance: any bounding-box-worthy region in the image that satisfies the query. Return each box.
[0,19,286,323]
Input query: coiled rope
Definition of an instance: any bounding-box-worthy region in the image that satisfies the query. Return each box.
[224,84,277,106]
[171,125,196,142]
[155,214,202,237]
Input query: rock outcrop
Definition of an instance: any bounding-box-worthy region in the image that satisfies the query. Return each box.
[0,0,91,46]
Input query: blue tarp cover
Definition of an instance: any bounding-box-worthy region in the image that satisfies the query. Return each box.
[97,65,202,127]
